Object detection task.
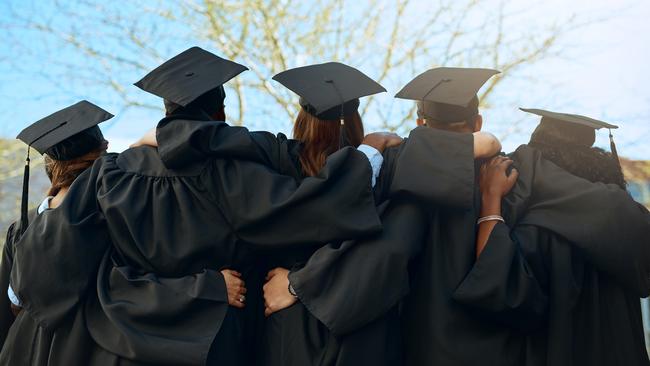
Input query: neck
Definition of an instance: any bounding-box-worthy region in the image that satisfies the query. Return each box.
[50,186,69,209]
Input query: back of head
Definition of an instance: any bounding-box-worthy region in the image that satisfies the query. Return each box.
[528,118,626,188]
[293,109,364,177]
[45,126,109,195]
[164,85,227,121]
[418,95,481,133]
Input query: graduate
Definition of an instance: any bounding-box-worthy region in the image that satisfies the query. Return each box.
[9,47,396,366]
[454,109,650,366]
[145,66,504,365]
[0,101,112,363]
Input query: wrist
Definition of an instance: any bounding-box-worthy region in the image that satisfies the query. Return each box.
[481,194,501,216]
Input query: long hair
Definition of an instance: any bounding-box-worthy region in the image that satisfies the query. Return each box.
[292,109,364,177]
[529,123,626,189]
[44,141,108,196]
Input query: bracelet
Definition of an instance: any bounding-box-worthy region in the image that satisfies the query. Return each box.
[288,283,298,298]
[477,215,505,225]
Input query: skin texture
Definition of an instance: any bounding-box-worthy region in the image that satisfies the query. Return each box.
[475,156,518,258]
[263,268,294,316]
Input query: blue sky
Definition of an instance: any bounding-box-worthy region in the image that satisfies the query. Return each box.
[1,0,649,159]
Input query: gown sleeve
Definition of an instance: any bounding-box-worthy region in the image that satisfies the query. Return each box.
[0,223,18,346]
[288,200,427,336]
[157,120,477,209]
[452,222,549,332]
[156,119,293,173]
[507,146,650,297]
[205,146,382,247]
[388,126,476,209]
[9,160,112,330]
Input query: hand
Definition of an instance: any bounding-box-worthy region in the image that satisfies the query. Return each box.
[479,156,519,211]
[362,132,403,153]
[220,269,247,309]
[472,132,501,159]
[263,267,297,317]
[130,128,158,148]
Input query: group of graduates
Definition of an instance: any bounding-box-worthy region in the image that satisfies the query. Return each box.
[0,46,649,366]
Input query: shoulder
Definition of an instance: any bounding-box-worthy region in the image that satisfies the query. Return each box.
[115,147,207,178]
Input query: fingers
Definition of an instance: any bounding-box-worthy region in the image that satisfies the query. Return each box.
[507,168,519,185]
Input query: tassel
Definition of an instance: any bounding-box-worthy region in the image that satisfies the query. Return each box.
[338,117,348,149]
[609,129,620,164]
[19,147,30,235]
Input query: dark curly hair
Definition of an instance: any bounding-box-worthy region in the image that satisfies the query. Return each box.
[528,119,626,189]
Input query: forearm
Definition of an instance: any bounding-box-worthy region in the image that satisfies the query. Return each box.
[476,194,501,258]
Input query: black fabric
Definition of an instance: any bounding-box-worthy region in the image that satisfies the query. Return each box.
[0,221,21,347]
[9,118,382,365]
[453,221,650,366]
[399,143,650,366]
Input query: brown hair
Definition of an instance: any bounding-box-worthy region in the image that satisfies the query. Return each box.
[292,109,364,177]
[44,142,108,196]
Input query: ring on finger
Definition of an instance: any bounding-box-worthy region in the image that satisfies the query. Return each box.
[239,295,246,303]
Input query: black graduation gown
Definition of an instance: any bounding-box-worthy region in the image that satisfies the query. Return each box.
[0,218,28,349]
[155,119,477,366]
[451,149,650,366]
[7,116,383,366]
[0,221,20,348]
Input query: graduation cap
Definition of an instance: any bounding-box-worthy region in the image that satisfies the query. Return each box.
[395,67,500,123]
[134,46,249,115]
[272,62,386,147]
[520,107,620,163]
[15,100,113,234]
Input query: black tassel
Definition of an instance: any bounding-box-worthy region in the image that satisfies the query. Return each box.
[338,117,348,149]
[19,148,30,235]
[609,129,620,164]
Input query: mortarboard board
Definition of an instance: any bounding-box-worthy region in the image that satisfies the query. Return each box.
[395,67,500,123]
[134,47,248,113]
[272,62,386,121]
[520,107,621,165]
[15,100,113,234]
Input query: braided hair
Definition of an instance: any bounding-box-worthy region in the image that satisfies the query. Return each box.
[528,118,626,189]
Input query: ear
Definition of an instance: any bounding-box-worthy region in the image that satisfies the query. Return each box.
[473,114,483,132]
[416,118,426,127]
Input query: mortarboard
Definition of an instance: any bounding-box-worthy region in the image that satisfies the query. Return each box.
[272,62,385,148]
[16,100,113,234]
[395,67,500,123]
[272,62,386,121]
[134,46,248,113]
[520,107,621,164]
